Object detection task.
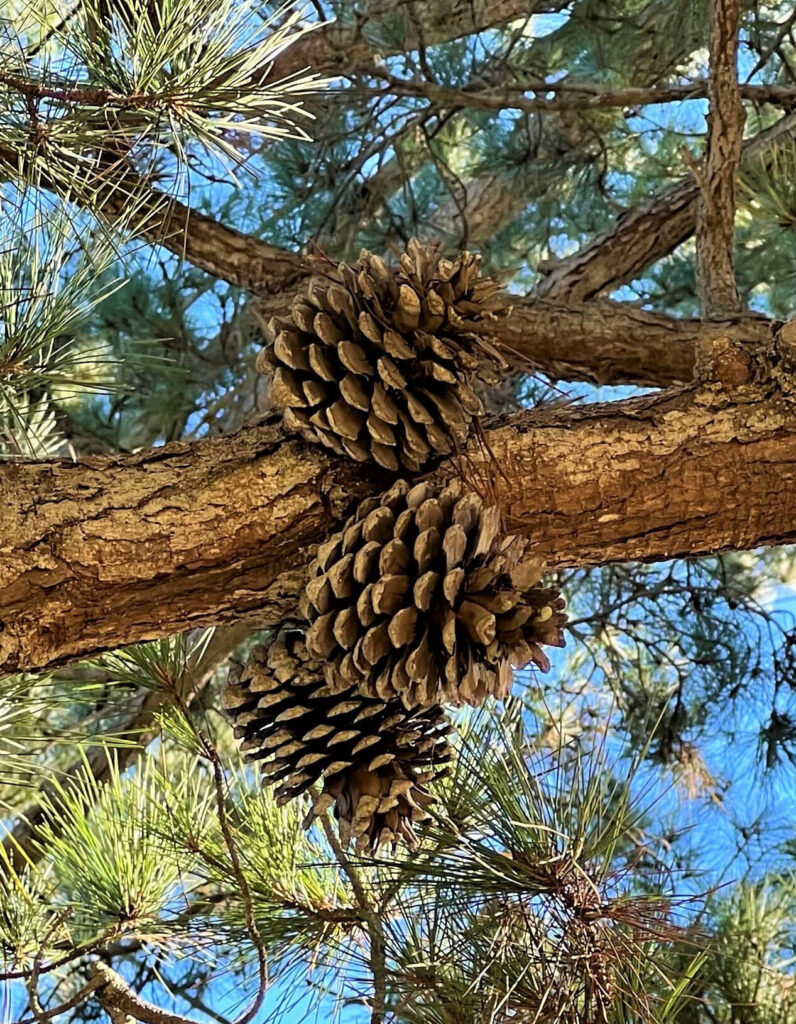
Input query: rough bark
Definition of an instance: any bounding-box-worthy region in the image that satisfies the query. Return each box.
[696,0,745,317]
[494,301,774,386]
[532,109,796,303]
[4,327,796,676]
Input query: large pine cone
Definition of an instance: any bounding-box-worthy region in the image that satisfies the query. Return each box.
[257,240,508,472]
[223,630,452,854]
[302,479,567,709]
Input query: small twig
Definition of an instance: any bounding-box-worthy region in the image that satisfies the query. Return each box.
[25,910,72,1024]
[352,65,796,116]
[0,72,151,110]
[25,2,79,58]
[318,812,388,1024]
[203,740,268,1024]
[16,976,105,1024]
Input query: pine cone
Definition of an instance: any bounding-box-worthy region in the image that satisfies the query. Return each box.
[302,479,567,708]
[257,240,508,472]
[223,630,452,854]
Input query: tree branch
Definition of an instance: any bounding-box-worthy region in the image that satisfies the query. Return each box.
[97,183,307,296]
[265,0,569,83]
[532,109,796,303]
[253,290,774,387]
[15,143,775,389]
[492,300,773,387]
[4,321,796,676]
[358,70,796,116]
[695,0,745,317]
[1,124,776,390]
[91,963,202,1024]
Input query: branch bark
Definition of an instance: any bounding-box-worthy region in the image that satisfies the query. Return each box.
[3,322,796,676]
[532,109,796,303]
[253,289,774,387]
[91,963,201,1024]
[695,0,745,317]
[493,300,773,386]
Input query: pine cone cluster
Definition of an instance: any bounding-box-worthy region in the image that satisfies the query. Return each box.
[302,478,567,709]
[224,630,452,853]
[257,240,508,472]
[229,240,569,854]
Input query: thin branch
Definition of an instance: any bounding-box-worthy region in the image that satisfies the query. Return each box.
[319,812,388,1024]
[26,911,73,1024]
[262,0,572,83]
[167,686,267,1024]
[16,976,105,1024]
[695,0,746,317]
[1,922,122,982]
[0,72,156,109]
[356,69,796,116]
[197,731,268,1024]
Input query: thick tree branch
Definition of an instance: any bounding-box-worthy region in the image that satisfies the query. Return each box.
[30,144,776,389]
[532,109,796,303]
[493,301,773,387]
[3,321,796,676]
[695,0,745,317]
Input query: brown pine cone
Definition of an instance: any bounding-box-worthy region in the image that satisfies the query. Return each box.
[302,479,567,708]
[223,629,452,854]
[257,240,508,471]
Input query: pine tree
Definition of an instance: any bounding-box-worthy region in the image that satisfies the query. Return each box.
[4,1,796,1023]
